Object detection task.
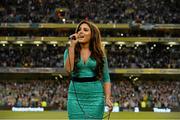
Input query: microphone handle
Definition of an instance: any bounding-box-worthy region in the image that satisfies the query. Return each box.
[69,35,76,40]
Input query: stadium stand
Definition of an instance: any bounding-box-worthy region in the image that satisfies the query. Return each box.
[0,79,68,110]
[0,78,179,111]
[0,45,65,67]
[112,79,180,111]
[0,0,179,23]
[0,44,180,68]
[106,43,180,68]
[0,0,179,113]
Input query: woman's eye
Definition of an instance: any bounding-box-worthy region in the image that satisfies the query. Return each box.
[84,28,89,31]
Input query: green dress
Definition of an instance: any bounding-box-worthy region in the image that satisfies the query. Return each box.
[64,49,110,120]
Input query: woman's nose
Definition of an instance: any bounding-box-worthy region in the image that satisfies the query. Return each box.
[78,30,83,34]
[78,31,84,36]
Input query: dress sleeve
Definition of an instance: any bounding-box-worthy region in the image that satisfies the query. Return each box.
[102,57,111,83]
[63,49,68,67]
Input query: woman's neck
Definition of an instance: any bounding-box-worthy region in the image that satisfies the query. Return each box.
[80,43,89,49]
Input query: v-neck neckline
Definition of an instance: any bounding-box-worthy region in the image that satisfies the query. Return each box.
[80,55,90,65]
[80,49,91,65]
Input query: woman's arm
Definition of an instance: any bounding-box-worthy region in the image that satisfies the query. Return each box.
[64,34,78,73]
[64,46,75,73]
[102,57,113,111]
[104,82,111,99]
[104,82,113,111]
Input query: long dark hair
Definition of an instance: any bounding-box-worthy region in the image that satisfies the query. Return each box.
[74,20,105,80]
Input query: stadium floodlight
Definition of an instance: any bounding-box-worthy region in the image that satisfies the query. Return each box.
[49,41,58,47]
[118,46,122,49]
[16,41,24,44]
[62,18,66,23]
[0,41,8,44]
[134,42,143,45]
[50,41,58,44]
[116,42,125,45]
[33,41,42,44]
[102,41,109,45]
[168,42,177,45]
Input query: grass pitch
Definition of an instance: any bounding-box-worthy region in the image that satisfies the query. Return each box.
[0,111,179,120]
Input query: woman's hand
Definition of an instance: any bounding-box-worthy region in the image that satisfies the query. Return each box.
[69,33,78,48]
[105,97,113,112]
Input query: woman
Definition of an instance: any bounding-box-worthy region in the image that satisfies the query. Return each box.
[64,20,113,120]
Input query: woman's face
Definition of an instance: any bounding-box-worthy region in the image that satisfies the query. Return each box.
[77,23,91,44]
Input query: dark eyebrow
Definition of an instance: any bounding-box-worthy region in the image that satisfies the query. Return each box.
[78,26,90,31]
[84,27,89,30]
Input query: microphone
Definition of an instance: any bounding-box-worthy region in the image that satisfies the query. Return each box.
[69,35,76,40]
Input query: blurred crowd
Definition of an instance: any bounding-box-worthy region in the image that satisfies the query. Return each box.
[106,43,180,68]
[112,79,180,110]
[0,0,179,23]
[0,79,69,110]
[0,44,180,68]
[0,45,66,67]
[0,79,179,111]
[1,30,179,38]
[1,28,179,37]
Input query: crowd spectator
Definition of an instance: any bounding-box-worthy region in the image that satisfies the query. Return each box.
[0,78,179,111]
[0,44,66,67]
[112,79,180,110]
[0,79,69,110]
[1,28,179,37]
[0,43,180,68]
[0,0,179,23]
[106,43,180,68]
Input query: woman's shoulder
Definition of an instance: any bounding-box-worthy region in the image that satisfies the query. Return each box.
[63,48,69,59]
[64,48,68,53]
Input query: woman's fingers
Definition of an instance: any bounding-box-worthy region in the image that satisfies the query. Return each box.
[106,97,113,112]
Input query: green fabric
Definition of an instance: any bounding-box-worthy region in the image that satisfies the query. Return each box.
[64,49,111,120]
[68,81,104,120]
[64,49,110,83]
